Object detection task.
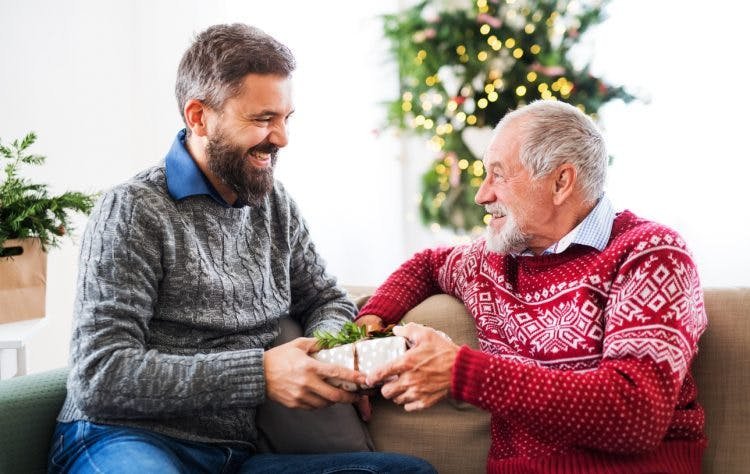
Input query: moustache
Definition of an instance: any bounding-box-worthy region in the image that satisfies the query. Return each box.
[485,203,509,216]
[249,142,279,158]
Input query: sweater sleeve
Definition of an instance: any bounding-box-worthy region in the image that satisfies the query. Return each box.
[286,198,357,337]
[357,246,459,323]
[67,188,266,419]
[452,241,707,454]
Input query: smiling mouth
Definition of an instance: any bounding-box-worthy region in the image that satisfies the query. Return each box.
[248,151,272,168]
[251,152,270,161]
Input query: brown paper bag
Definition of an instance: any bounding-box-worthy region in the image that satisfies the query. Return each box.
[0,238,47,323]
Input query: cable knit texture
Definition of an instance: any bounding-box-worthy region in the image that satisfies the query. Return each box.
[57,164,356,449]
[359,211,707,473]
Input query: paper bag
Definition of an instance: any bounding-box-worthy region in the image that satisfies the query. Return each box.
[0,238,47,323]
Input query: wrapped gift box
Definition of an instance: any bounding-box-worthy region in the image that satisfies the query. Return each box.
[312,343,358,391]
[313,335,407,391]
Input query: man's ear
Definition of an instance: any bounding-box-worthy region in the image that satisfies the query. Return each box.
[552,163,576,206]
[183,99,211,137]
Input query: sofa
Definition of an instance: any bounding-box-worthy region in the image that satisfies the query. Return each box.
[0,288,747,473]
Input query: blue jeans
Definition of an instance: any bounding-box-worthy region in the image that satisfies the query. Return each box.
[48,421,435,473]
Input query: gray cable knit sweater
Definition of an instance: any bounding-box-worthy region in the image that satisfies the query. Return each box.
[56,164,356,449]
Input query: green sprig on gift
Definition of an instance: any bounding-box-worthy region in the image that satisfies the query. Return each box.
[314,321,396,349]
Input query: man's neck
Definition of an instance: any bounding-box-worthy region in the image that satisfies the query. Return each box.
[185,134,238,206]
[527,199,598,255]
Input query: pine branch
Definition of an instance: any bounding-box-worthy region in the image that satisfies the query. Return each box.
[0,133,97,251]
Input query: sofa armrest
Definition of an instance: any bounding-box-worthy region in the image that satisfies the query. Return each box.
[0,368,68,474]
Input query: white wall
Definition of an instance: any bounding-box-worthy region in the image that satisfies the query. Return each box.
[0,0,748,375]
[591,0,750,288]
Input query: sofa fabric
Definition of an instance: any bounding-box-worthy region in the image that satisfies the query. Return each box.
[694,288,750,472]
[0,367,68,474]
[0,288,747,473]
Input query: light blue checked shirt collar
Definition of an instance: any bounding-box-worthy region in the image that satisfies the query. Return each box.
[517,195,615,256]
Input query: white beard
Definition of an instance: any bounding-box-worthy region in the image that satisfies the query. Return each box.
[484,208,529,255]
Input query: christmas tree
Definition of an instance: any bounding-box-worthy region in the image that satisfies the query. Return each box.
[383,0,634,233]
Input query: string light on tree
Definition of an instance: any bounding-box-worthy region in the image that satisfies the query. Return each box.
[383,0,634,233]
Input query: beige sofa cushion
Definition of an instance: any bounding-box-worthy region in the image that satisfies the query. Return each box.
[694,288,750,473]
[365,295,491,474]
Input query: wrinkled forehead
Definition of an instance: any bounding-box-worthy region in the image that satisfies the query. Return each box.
[483,120,523,169]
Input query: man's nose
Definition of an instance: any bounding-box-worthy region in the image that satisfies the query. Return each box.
[475,178,494,206]
[270,121,289,148]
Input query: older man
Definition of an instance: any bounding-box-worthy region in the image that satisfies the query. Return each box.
[48,23,434,473]
[358,100,707,473]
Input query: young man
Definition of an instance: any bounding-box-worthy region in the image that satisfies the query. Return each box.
[48,23,433,474]
[359,100,707,473]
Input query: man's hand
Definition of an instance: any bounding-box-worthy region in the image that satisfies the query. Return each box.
[365,323,459,411]
[264,337,366,409]
[355,314,385,332]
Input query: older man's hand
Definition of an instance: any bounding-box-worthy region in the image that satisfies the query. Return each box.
[365,322,460,412]
[355,314,385,332]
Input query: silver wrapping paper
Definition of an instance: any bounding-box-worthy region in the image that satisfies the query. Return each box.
[312,336,407,391]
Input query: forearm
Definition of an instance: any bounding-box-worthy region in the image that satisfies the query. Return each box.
[358,247,454,323]
[69,340,266,419]
[452,347,678,454]
[294,281,357,337]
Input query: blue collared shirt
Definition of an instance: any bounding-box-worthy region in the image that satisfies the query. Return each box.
[164,129,237,208]
[518,195,616,256]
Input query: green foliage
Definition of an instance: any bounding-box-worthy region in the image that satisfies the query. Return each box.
[315,321,396,349]
[315,322,368,349]
[383,0,635,232]
[0,132,97,253]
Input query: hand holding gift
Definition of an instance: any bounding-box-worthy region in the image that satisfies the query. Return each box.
[365,323,460,412]
[355,314,386,332]
[264,337,365,409]
[312,321,408,392]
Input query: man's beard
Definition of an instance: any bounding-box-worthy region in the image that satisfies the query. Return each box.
[206,131,278,206]
[484,203,529,255]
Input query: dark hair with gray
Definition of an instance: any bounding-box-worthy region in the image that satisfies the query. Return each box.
[175,23,295,123]
[494,100,608,203]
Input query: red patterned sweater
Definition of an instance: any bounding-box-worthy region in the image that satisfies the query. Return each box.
[359,211,707,473]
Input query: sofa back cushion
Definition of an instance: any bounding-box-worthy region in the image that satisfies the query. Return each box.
[694,287,750,473]
[365,295,491,474]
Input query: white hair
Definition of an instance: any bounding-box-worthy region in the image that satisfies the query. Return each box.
[494,100,608,203]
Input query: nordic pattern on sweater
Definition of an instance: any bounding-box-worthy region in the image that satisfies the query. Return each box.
[57,164,356,448]
[359,211,707,471]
